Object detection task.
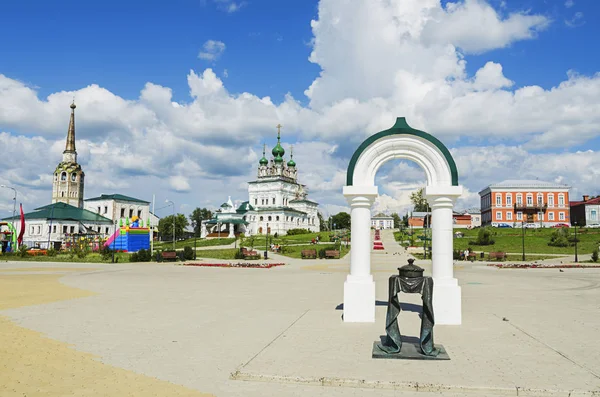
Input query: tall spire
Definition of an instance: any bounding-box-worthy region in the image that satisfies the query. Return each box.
[64,100,77,155]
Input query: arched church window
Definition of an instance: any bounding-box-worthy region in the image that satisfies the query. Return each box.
[61,192,64,197]
[276,216,280,221]
[259,216,263,221]
[268,216,272,221]
[71,173,76,182]
[61,172,67,181]
[54,173,58,181]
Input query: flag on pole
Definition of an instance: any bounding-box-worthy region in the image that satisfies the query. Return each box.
[17,203,25,246]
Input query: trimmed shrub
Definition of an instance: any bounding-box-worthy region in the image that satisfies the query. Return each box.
[47,248,57,257]
[548,228,570,247]
[183,246,194,260]
[592,248,599,263]
[286,228,311,236]
[469,227,495,246]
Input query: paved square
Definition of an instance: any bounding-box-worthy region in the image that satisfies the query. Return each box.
[1,232,599,396]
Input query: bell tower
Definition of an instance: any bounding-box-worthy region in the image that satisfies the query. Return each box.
[52,101,85,208]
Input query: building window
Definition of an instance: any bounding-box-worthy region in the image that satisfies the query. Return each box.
[53,225,56,233]
[506,194,512,207]
[120,208,125,218]
[268,216,272,221]
[63,226,68,233]
[526,194,533,206]
[548,195,554,207]
[71,173,76,182]
[516,212,522,221]
[591,210,598,221]
[548,212,554,221]
[559,212,565,221]
[538,212,544,221]
[558,194,565,207]
[70,226,75,233]
[61,172,67,181]
[129,209,134,218]
[105,227,109,234]
[276,216,280,221]
[261,199,264,205]
[138,210,142,218]
[507,212,512,221]
[30,226,35,234]
[259,216,263,221]
[104,206,108,214]
[516,194,523,205]
[496,194,501,206]
[272,197,275,205]
[496,212,502,220]
[254,199,257,205]
[537,194,543,206]
[97,206,101,213]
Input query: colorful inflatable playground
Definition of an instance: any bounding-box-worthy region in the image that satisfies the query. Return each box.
[0,221,17,253]
[104,216,151,253]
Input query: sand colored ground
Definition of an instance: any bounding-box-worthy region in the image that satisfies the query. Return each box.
[0,269,213,397]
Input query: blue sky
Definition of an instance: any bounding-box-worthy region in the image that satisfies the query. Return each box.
[1,0,600,217]
[2,0,596,105]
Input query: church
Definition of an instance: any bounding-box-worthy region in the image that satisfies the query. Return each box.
[202,126,320,237]
[5,102,155,249]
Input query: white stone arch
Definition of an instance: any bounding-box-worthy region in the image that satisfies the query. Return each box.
[343,117,463,325]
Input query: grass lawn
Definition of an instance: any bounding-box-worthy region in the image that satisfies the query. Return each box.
[154,238,235,250]
[0,252,132,263]
[241,231,347,249]
[453,227,600,255]
[277,243,350,259]
[194,248,239,260]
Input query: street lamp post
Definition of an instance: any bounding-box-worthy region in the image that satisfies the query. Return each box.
[112,218,117,263]
[522,220,525,261]
[194,217,201,260]
[1,185,17,248]
[264,222,269,260]
[165,199,175,251]
[575,223,579,263]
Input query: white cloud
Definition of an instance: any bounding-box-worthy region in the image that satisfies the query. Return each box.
[565,0,575,8]
[198,40,226,62]
[565,12,585,28]
[2,0,600,218]
[214,0,245,13]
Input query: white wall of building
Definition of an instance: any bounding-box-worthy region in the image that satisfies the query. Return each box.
[84,199,151,226]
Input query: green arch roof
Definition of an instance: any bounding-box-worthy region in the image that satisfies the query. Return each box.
[346,117,458,186]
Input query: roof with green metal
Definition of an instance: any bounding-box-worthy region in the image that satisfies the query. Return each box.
[84,194,150,204]
[3,202,113,223]
[236,201,255,213]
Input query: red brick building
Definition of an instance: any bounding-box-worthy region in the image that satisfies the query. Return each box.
[479,180,571,227]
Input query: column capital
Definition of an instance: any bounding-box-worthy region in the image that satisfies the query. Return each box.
[425,185,463,208]
[343,185,378,208]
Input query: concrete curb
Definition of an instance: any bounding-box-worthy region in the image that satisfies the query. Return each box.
[230,371,599,396]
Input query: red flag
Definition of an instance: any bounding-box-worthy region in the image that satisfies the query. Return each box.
[17,203,25,246]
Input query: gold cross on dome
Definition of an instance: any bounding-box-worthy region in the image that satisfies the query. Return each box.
[276,124,282,135]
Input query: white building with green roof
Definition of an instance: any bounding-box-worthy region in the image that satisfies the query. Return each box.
[3,202,113,249]
[243,126,320,235]
[84,194,155,227]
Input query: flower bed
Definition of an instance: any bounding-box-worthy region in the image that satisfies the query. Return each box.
[184,262,285,269]
[373,246,385,250]
[488,263,600,269]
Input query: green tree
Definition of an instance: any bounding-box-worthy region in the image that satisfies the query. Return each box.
[331,212,351,230]
[317,211,326,231]
[410,188,429,212]
[189,207,213,235]
[159,214,189,242]
[401,213,409,227]
[391,213,401,228]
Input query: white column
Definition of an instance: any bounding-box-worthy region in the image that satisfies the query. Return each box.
[342,185,378,322]
[228,223,235,238]
[425,185,463,325]
[200,222,207,238]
